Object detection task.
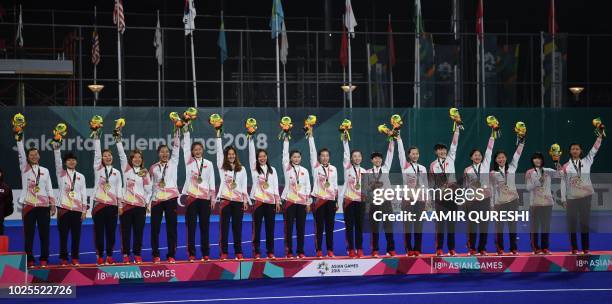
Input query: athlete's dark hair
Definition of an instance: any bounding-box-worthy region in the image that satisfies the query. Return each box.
[531,152,545,168]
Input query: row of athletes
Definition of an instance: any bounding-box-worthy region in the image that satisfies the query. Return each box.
[14,123,603,267]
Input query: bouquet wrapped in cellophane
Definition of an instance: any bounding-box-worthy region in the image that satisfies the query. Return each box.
[593,117,606,138]
[182,107,198,132]
[209,114,224,137]
[278,116,293,140]
[549,143,562,164]
[377,124,396,142]
[514,121,527,145]
[449,108,464,131]
[113,118,126,141]
[486,115,501,139]
[12,113,26,141]
[89,115,104,139]
[303,115,317,137]
[169,112,184,134]
[245,118,257,139]
[52,123,68,144]
[339,119,352,141]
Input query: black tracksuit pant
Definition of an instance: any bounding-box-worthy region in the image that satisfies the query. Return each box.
[567,195,592,251]
[186,198,211,257]
[370,201,395,253]
[284,201,307,255]
[344,200,364,251]
[151,198,178,259]
[435,199,457,251]
[466,198,490,252]
[120,206,146,256]
[23,206,50,262]
[93,203,118,257]
[313,199,336,252]
[219,200,244,255]
[57,208,83,260]
[252,202,276,255]
[494,199,519,252]
[404,201,426,252]
[530,205,552,251]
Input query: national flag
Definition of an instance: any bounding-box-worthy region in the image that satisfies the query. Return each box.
[92,30,100,65]
[280,21,289,65]
[387,17,396,67]
[344,0,357,38]
[217,15,227,64]
[154,16,163,66]
[339,22,348,68]
[113,0,125,34]
[16,5,23,47]
[548,0,558,34]
[183,0,197,36]
[270,0,284,39]
[476,0,484,40]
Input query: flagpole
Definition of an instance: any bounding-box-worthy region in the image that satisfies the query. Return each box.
[476,36,480,108]
[189,33,198,107]
[93,6,98,106]
[348,32,353,109]
[275,34,281,110]
[481,34,486,108]
[220,10,224,112]
[388,14,394,109]
[283,63,287,108]
[414,28,420,108]
[116,16,122,107]
[540,31,545,108]
[156,10,161,108]
[366,43,372,108]
[343,67,346,108]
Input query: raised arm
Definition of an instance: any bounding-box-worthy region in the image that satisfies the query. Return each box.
[53,145,64,181]
[448,128,460,162]
[16,139,27,171]
[308,135,319,171]
[116,140,129,172]
[508,143,524,173]
[397,136,408,170]
[483,136,496,167]
[248,137,256,173]
[282,138,290,170]
[182,131,192,166]
[93,138,102,170]
[215,137,224,170]
[342,138,351,171]
[170,131,180,166]
[584,136,603,164]
[382,140,395,172]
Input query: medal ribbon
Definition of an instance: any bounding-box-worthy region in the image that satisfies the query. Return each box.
[572,159,582,178]
[352,165,361,187]
[195,158,204,181]
[68,170,77,192]
[410,162,420,186]
[159,163,168,183]
[472,163,481,184]
[30,164,40,188]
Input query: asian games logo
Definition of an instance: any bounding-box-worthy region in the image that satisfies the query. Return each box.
[317,261,330,275]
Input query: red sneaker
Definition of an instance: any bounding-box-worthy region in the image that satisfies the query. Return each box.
[60,259,69,266]
[235,253,244,260]
[123,255,131,264]
[71,259,80,266]
[152,256,161,264]
[542,249,550,255]
[40,260,48,268]
[220,253,228,260]
[327,250,335,258]
[357,249,364,258]
[96,256,104,266]
[316,250,323,258]
[267,253,276,259]
[449,250,457,256]
[571,249,578,255]
[387,250,396,257]
[510,250,518,255]
[297,253,306,259]
[167,257,176,263]
[436,249,444,256]
[479,250,488,256]
[583,250,590,255]
[371,250,379,258]
[413,251,421,257]
[188,256,196,262]
[285,253,294,259]
[468,249,477,256]
[27,260,35,268]
[254,253,261,260]
[105,256,115,265]
[201,256,210,262]
[348,249,356,258]
[407,250,414,257]
[134,256,143,264]
[533,250,541,255]
[497,249,505,256]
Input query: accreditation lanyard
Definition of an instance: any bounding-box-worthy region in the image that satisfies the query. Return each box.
[352,165,361,186]
[291,164,301,185]
[195,158,204,180]
[410,162,420,186]
[67,170,77,192]
[322,165,329,183]
[571,159,582,178]
[438,158,446,174]
[104,166,112,183]
[158,163,168,183]
[472,163,481,182]
[30,164,40,188]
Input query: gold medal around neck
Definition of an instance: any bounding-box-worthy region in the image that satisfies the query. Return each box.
[355,183,361,190]
[68,191,77,199]
[324,181,331,188]
[295,184,301,191]
[159,180,166,188]
[196,176,203,184]
[33,185,40,193]
[262,181,270,190]
[137,170,147,177]
[104,182,112,192]
[230,181,237,189]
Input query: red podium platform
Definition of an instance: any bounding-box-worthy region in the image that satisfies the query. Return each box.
[1,252,611,286]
